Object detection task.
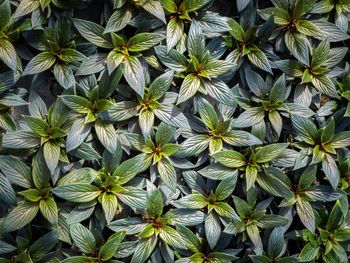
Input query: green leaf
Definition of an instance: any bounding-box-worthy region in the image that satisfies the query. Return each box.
[128,33,164,52]
[147,189,163,218]
[13,0,40,18]
[29,230,59,261]
[311,75,338,98]
[228,18,244,41]
[201,60,233,78]
[257,173,294,198]
[73,18,112,48]
[322,154,340,189]
[107,51,124,74]
[247,47,272,73]
[205,212,221,249]
[157,158,177,191]
[255,143,288,163]
[284,31,310,66]
[60,95,91,114]
[177,74,201,104]
[155,45,188,72]
[66,118,92,152]
[123,56,145,97]
[142,0,166,23]
[53,63,75,89]
[70,223,97,254]
[104,8,132,33]
[256,215,289,229]
[296,199,315,233]
[52,184,101,202]
[4,202,39,232]
[99,231,126,261]
[139,109,154,138]
[0,156,32,188]
[246,165,258,190]
[299,243,319,262]
[95,119,118,153]
[101,192,118,224]
[179,0,212,12]
[0,0,10,30]
[113,154,145,185]
[291,115,317,144]
[43,141,60,174]
[0,173,16,205]
[159,226,186,249]
[166,18,184,52]
[130,236,157,263]
[39,197,58,225]
[148,70,174,100]
[0,39,17,71]
[211,150,246,168]
[233,107,265,128]
[24,52,56,75]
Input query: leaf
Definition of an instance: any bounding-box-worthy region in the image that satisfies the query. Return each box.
[313,20,350,42]
[43,141,60,174]
[201,60,233,78]
[205,212,221,249]
[130,236,157,263]
[104,8,132,33]
[177,74,201,104]
[95,119,118,153]
[13,0,40,18]
[142,0,166,23]
[29,230,59,261]
[53,63,75,89]
[4,202,39,232]
[139,109,154,138]
[154,104,190,129]
[0,173,16,205]
[0,0,10,30]
[233,107,265,128]
[291,115,317,144]
[157,158,177,191]
[322,154,340,189]
[211,150,246,168]
[0,156,32,188]
[52,184,101,202]
[73,19,112,48]
[166,18,184,52]
[147,188,163,218]
[228,18,244,41]
[0,39,17,71]
[299,243,319,262]
[159,226,186,249]
[257,173,294,198]
[101,192,118,224]
[296,199,315,233]
[284,31,310,66]
[155,45,188,72]
[24,52,56,75]
[66,118,92,152]
[70,223,97,254]
[247,48,272,73]
[39,197,58,224]
[128,33,164,52]
[2,130,40,149]
[99,231,126,261]
[123,56,145,97]
[255,143,288,163]
[311,75,338,98]
[113,154,145,185]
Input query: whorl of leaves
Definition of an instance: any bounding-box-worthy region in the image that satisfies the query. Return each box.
[1,0,350,262]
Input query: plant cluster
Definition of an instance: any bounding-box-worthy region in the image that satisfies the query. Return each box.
[1,0,350,262]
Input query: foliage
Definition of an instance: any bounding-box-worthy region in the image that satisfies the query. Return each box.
[0,0,350,262]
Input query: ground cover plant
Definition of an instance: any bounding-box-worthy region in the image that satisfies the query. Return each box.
[1,0,350,262]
